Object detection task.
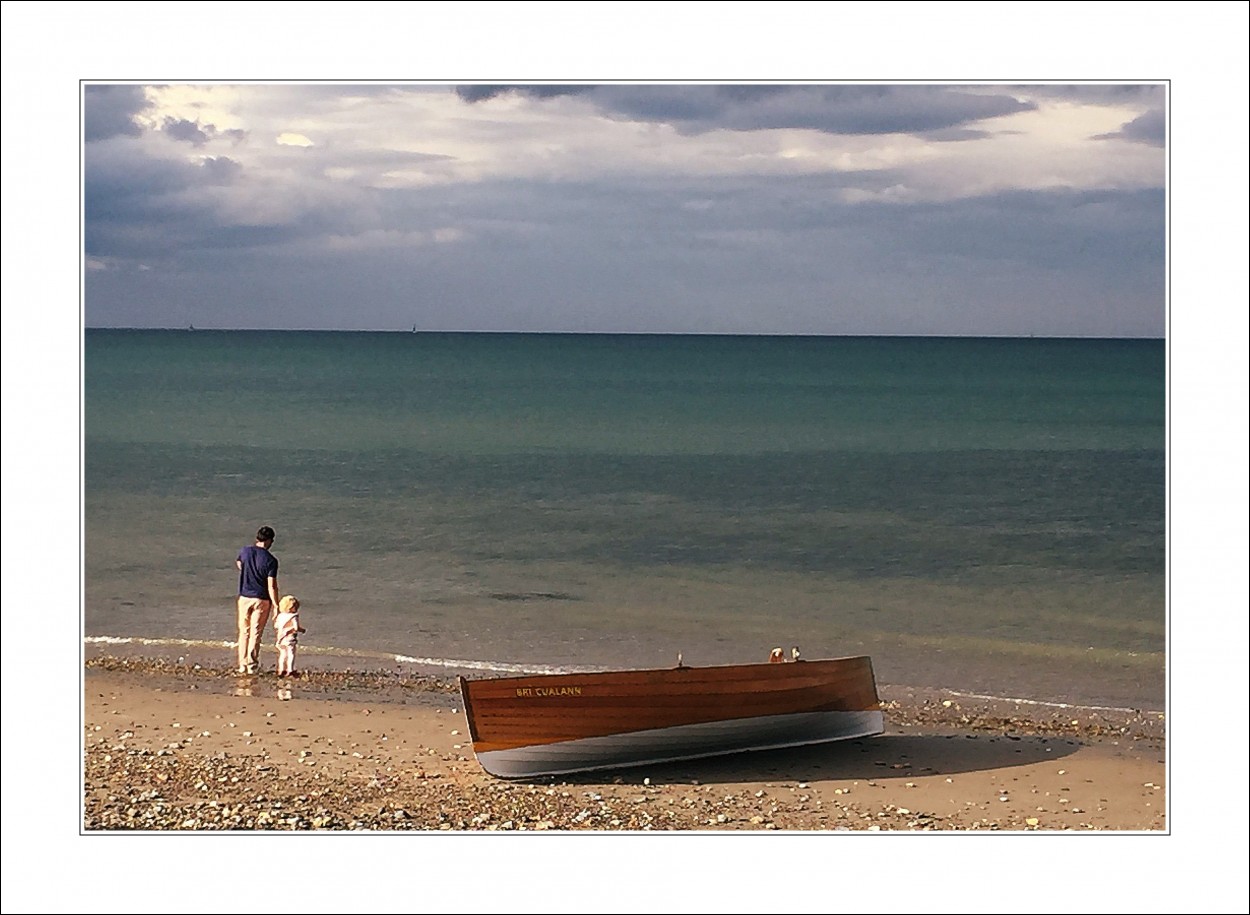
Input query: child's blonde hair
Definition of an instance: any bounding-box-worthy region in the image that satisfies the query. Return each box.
[278,595,300,613]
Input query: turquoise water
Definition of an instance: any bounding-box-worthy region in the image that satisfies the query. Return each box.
[84,330,1165,709]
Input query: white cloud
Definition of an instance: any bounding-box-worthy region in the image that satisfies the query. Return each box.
[137,84,251,132]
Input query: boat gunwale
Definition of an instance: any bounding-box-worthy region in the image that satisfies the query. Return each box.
[458,654,876,689]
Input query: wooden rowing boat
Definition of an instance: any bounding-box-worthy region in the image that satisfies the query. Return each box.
[457,654,884,778]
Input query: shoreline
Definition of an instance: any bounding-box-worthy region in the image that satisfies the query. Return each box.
[83,652,1166,832]
[82,636,1167,721]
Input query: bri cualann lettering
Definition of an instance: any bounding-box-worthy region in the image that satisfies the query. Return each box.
[515,685,583,697]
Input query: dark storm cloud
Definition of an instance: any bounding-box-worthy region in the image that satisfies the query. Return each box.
[1093,109,1166,147]
[162,117,211,146]
[456,84,1035,136]
[83,84,148,141]
[83,124,457,266]
[1019,84,1163,104]
[454,84,590,103]
[200,156,243,183]
[84,141,290,261]
[85,139,195,223]
[160,117,248,147]
[83,146,231,261]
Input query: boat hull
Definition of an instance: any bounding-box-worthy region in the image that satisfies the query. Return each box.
[459,655,883,779]
[473,708,883,778]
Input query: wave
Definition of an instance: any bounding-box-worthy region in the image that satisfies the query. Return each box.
[83,635,605,676]
[944,689,1158,716]
[85,636,234,649]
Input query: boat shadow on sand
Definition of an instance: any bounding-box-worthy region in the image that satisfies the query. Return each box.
[531,731,1081,787]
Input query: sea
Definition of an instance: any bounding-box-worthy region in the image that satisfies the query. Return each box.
[83,330,1166,712]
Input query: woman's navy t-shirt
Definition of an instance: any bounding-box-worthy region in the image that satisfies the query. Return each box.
[237,545,278,599]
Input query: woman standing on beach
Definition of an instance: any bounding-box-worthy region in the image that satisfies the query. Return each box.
[235,526,280,674]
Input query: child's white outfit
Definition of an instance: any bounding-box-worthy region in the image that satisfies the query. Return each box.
[274,608,304,676]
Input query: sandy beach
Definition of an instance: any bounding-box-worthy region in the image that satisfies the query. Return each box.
[82,655,1168,834]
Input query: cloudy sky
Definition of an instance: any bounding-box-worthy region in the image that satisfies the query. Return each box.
[84,81,1166,336]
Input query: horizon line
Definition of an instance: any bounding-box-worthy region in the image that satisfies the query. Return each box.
[82,326,1165,341]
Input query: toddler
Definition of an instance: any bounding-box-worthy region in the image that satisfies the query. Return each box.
[273,595,307,677]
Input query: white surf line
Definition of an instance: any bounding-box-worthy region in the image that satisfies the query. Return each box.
[391,654,606,676]
[84,635,606,677]
[944,689,1163,716]
[85,636,234,649]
